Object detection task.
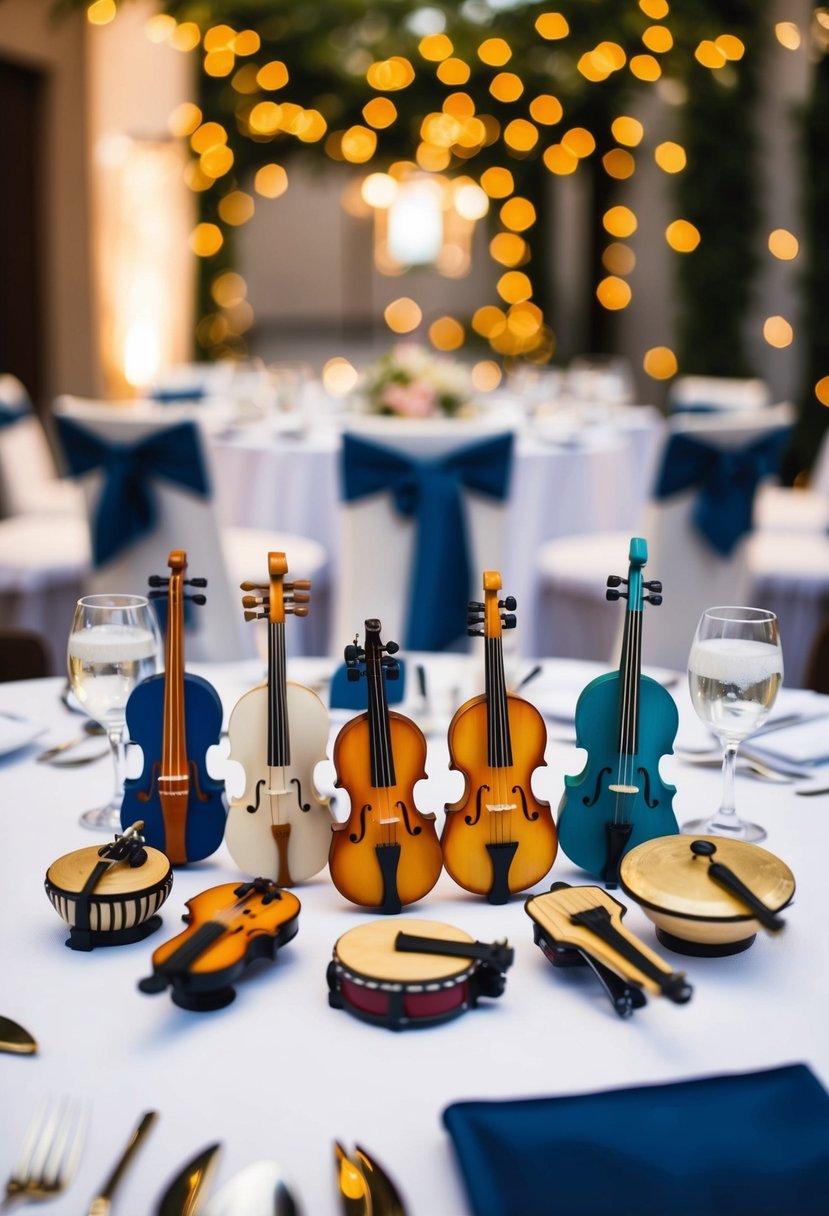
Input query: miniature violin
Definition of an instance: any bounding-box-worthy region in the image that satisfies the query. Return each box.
[441,571,557,904]
[329,620,443,913]
[225,552,333,886]
[138,877,300,1010]
[557,537,679,887]
[121,550,225,865]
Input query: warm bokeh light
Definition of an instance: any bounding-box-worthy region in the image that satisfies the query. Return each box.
[603,149,635,179]
[204,25,235,52]
[497,271,533,303]
[191,122,227,153]
[716,34,745,61]
[205,50,235,78]
[504,119,539,152]
[254,163,288,198]
[655,141,687,173]
[249,102,282,136]
[535,13,569,40]
[666,219,701,252]
[642,25,673,53]
[367,57,415,91]
[611,116,644,147]
[775,22,801,50]
[145,14,175,43]
[384,297,422,333]
[341,126,378,163]
[596,276,632,310]
[478,38,512,66]
[322,357,358,396]
[602,243,636,275]
[639,0,669,16]
[490,232,528,267]
[507,301,543,338]
[363,97,398,129]
[361,172,398,208]
[170,23,200,52]
[695,40,727,69]
[543,144,578,175]
[190,223,224,257]
[490,73,524,103]
[500,197,536,231]
[472,305,507,339]
[816,377,829,407]
[769,228,799,260]
[429,316,465,350]
[763,316,793,348]
[211,272,247,308]
[454,182,489,220]
[443,92,475,118]
[529,94,563,125]
[257,61,289,90]
[481,166,514,198]
[630,54,661,81]
[419,33,453,62]
[437,58,471,85]
[472,361,502,392]
[218,190,254,225]
[201,145,234,178]
[168,103,202,138]
[603,205,638,237]
[562,128,596,158]
[87,0,116,25]
[233,30,260,57]
[643,346,678,379]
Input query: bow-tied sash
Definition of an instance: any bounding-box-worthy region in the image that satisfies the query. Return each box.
[654,426,791,556]
[55,415,210,566]
[342,431,514,651]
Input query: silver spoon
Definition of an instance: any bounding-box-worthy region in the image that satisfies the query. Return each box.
[37,720,106,763]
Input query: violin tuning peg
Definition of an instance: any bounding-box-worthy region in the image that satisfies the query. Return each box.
[645,580,662,593]
[501,614,517,629]
[646,593,663,606]
[184,577,207,587]
[243,609,264,621]
[290,591,311,604]
[498,596,517,611]
[239,581,268,592]
[385,640,400,655]
[287,579,312,591]
[185,593,207,606]
[467,601,484,612]
[467,628,484,637]
[147,575,169,588]
[291,606,309,617]
[147,589,167,600]
[606,575,628,588]
[344,643,362,665]
[242,594,266,608]
[606,588,624,602]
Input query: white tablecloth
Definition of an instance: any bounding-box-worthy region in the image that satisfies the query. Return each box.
[212,406,664,656]
[1,657,827,1215]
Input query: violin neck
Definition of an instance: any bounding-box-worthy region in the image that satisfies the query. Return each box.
[485,636,513,768]
[617,601,642,755]
[267,620,291,767]
[367,656,396,789]
[162,575,187,774]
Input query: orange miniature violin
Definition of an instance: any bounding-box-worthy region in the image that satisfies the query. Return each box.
[138,877,300,1010]
[441,571,557,904]
[329,619,443,914]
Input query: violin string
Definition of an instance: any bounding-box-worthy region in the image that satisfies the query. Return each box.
[496,634,511,846]
[615,584,637,825]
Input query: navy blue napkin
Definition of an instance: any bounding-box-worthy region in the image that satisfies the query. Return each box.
[444,1063,829,1216]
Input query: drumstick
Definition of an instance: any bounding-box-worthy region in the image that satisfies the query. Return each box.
[394,932,514,972]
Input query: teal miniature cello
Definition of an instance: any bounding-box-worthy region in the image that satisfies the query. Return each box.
[557,538,678,887]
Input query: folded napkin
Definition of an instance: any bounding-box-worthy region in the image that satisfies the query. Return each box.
[443,1063,829,1216]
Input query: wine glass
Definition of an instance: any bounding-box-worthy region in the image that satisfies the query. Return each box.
[684,606,783,843]
[67,594,160,831]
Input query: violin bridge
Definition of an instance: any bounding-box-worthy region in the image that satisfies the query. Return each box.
[487,803,517,813]
[607,783,639,795]
[378,816,400,826]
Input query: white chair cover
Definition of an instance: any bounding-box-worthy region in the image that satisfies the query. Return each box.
[667,375,770,414]
[536,404,795,673]
[54,397,328,661]
[0,376,83,518]
[333,418,513,655]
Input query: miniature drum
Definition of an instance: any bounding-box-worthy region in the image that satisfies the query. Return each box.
[328,918,489,1031]
[45,839,172,951]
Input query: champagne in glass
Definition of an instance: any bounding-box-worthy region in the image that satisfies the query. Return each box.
[684,607,783,843]
[67,595,160,830]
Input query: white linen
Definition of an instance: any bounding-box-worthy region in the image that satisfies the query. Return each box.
[1,657,827,1215]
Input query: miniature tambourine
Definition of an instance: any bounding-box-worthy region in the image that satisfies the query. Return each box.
[619,835,795,956]
[525,882,692,1018]
[44,820,172,951]
[327,918,514,1031]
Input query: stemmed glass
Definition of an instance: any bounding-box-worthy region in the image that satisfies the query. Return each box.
[67,594,160,830]
[684,606,783,843]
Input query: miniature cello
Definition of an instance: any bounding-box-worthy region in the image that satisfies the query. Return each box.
[441,572,557,904]
[121,551,225,865]
[557,537,679,887]
[329,620,443,913]
[225,552,333,885]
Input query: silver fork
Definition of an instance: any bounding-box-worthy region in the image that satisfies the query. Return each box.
[2,1097,87,1208]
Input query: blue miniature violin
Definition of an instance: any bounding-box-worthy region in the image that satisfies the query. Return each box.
[557,537,679,887]
[121,550,226,864]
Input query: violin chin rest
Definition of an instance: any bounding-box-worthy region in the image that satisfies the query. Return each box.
[137,972,169,995]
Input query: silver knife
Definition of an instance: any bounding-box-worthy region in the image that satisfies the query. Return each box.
[202,1161,301,1216]
[0,1014,37,1054]
[156,1143,222,1216]
[88,1110,158,1216]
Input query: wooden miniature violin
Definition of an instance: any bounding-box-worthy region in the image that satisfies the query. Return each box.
[329,620,443,914]
[138,877,299,1010]
[225,552,333,886]
[121,550,226,865]
[441,571,557,904]
[557,537,679,887]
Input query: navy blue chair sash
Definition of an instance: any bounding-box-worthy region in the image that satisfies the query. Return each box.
[0,402,30,429]
[341,431,514,651]
[55,414,210,567]
[654,426,791,556]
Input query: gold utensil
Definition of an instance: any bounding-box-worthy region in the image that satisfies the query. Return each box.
[155,1143,221,1216]
[335,1143,407,1216]
[0,1015,37,1055]
[87,1110,158,1216]
[37,720,106,763]
[3,1096,87,1206]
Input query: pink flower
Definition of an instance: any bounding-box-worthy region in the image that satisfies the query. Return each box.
[381,379,437,417]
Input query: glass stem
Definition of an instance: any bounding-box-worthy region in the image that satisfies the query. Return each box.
[718,742,739,820]
[107,726,127,810]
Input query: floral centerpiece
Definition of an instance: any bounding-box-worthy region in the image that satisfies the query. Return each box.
[360,344,475,418]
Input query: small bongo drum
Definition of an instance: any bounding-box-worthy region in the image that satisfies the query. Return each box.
[45,821,172,951]
[327,918,513,1031]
